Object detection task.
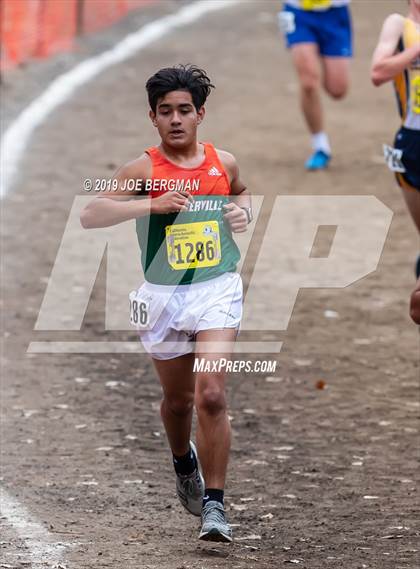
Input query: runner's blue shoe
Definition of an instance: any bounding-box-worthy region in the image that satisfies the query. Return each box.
[305,150,331,171]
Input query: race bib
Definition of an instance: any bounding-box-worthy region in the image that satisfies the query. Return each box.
[383,144,406,173]
[278,11,296,34]
[165,221,221,271]
[411,75,420,114]
[301,0,332,10]
[129,289,150,327]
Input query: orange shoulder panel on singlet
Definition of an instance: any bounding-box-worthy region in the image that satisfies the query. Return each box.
[144,142,231,198]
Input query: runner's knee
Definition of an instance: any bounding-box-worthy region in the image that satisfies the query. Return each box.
[195,380,226,416]
[300,71,320,94]
[323,73,348,99]
[162,394,194,417]
[325,82,347,99]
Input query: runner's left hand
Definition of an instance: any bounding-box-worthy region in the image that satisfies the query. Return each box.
[223,203,248,233]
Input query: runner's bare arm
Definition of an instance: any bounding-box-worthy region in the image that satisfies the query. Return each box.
[410,278,420,325]
[218,150,251,233]
[371,14,420,86]
[80,154,192,228]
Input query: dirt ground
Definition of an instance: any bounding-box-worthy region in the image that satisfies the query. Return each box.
[1,1,419,568]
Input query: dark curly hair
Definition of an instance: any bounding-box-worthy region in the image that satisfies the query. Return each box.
[145,64,215,113]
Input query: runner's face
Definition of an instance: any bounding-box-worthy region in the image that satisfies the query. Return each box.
[150,91,204,147]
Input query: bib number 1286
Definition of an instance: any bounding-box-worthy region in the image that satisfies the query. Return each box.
[166,221,221,271]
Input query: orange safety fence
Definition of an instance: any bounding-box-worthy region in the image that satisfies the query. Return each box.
[36,0,77,59]
[81,0,154,34]
[0,0,155,71]
[1,0,40,71]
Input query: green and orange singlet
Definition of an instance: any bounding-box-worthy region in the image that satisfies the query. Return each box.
[136,142,240,285]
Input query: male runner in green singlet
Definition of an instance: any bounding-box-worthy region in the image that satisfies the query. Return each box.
[81,65,252,543]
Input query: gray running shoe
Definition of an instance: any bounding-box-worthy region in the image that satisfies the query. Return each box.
[199,500,233,543]
[175,441,204,517]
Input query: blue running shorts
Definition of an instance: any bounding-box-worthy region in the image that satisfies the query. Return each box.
[278,3,353,57]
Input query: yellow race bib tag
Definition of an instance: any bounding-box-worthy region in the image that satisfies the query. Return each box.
[411,75,420,114]
[301,0,332,10]
[165,221,222,270]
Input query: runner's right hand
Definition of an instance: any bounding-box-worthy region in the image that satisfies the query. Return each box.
[151,191,193,214]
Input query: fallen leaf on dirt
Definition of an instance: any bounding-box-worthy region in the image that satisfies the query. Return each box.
[315,380,326,390]
[353,338,371,345]
[105,380,126,388]
[324,310,339,318]
[260,513,274,520]
[388,526,410,530]
[74,377,90,384]
[230,503,248,511]
[293,359,313,366]
[22,409,39,418]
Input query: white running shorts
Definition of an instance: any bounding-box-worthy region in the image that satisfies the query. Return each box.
[129,272,243,360]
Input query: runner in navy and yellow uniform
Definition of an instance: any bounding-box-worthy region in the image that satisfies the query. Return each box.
[81,65,252,543]
[278,0,353,169]
[371,0,420,269]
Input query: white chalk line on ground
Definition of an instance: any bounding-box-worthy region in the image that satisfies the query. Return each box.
[0,488,69,567]
[0,0,240,565]
[0,0,240,199]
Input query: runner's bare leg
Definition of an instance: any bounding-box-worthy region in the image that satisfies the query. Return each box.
[322,56,350,99]
[194,328,237,489]
[153,353,195,456]
[291,43,323,134]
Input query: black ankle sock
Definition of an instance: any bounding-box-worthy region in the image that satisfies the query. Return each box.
[203,488,224,507]
[173,445,197,476]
